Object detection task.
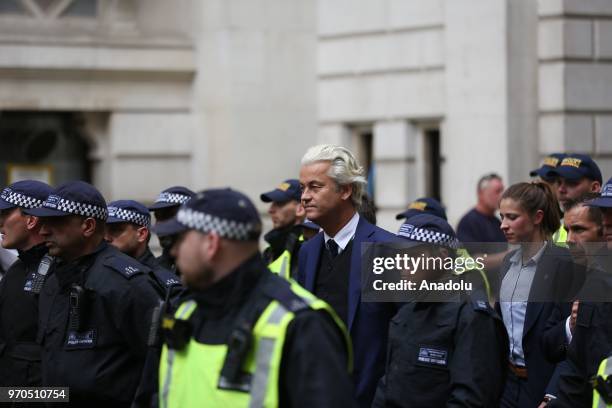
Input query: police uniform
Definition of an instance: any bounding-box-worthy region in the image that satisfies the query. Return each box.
[375,214,509,407]
[548,183,612,408]
[260,179,304,280]
[149,186,195,272]
[25,181,162,407]
[154,188,355,407]
[0,180,54,387]
[107,200,182,302]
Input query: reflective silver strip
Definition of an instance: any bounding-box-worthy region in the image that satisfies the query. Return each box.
[604,358,612,376]
[248,304,290,408]
[279,256,288,279]
[267,303,289,325]
[161,300,197,408]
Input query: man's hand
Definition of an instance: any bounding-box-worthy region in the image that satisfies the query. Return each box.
[569,300,580,335]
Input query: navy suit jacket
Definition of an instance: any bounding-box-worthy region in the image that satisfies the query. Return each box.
[297,217,399,408]
[496,243,584,406]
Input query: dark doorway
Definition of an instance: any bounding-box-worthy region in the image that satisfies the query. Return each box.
[0,111,91,187]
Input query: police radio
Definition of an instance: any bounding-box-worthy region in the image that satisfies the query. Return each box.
[69,284,89,332]
[161,314,192,350]
[25,254,53,294]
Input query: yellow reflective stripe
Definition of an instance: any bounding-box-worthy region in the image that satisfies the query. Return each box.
[161,300,197,408]
[554,225,568,247]
[268,251,291,280]
[175,300,197,320]
[249,303,290,408]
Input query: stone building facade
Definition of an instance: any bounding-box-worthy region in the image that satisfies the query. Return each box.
[0,0,611,232]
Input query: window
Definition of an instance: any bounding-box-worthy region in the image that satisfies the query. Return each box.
[422,128,441,201]
[0,0,98,18]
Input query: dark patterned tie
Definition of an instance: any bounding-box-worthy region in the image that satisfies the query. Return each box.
[327,239,339,259]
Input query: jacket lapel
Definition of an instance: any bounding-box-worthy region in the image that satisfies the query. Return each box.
[304,232,323,291]
[523,246,555,337]
[348,218,376,331]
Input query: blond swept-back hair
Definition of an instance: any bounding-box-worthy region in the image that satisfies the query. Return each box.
[301,144,367,207]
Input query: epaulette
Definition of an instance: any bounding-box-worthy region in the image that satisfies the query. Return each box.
[154,269,182,288]
[261,274,310,314]
[472,299,493,314]
[104,256,147,279]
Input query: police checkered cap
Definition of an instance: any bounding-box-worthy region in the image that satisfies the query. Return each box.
[0,188,44,209]
[397,213,460,249]
[23,181,108,220]
[398,224,459,249]
[177,207,260,241]
[107,201,150,227]
[42,195,108,220]
[155,192,191,205]
[0,180,53,210]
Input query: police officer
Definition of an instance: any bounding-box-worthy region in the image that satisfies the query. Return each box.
[395,197,447,222]
[260,179,305,279]
[0,180,53,387]
[25,181,161,407]
[397,198,493,302]
[155,188,354,407]
[105,199,182,301]
[373,214,508,407]
[547,178,612,407]
[149,186,195,272]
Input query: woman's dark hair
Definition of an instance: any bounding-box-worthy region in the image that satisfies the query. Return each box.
[501,182,561,237]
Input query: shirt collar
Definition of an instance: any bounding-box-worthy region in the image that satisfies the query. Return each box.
[510,242,547,266]
[323,212,360,252]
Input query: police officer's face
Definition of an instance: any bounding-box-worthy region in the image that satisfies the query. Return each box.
[175,230,214,289]
[602,209,612,250]
[268,200,298,229]
[565,204,604,265]
[557,177,601,211]
[105,222,147,258]
[153,207,179,224]
[0,207,33,250]
[299,162,352,225]
[499,198,544,244]
[39,215,96,260]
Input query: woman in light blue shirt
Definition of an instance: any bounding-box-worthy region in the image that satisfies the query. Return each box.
[498,182,581,408]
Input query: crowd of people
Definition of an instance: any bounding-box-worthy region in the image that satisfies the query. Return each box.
[0,144,611,408]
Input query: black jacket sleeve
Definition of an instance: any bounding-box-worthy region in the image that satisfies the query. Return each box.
[447,305,508,407]
[279,309,356,408]
[541,302,571,363]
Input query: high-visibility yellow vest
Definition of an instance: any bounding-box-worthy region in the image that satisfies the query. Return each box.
[593,356,612,407]
[454,247,492,303]
[553,224,568,247]
[267,235,304,280]
[159,279,351,408]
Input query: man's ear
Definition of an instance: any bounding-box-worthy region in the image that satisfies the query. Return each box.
[295,202,306,219]
[206,232,221,260]
[438,247,450,258]
[82,218,97,238]
[24,215,39,231]
[339,183,353,202]
[592,181,602,193]
[136,227,149,244]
